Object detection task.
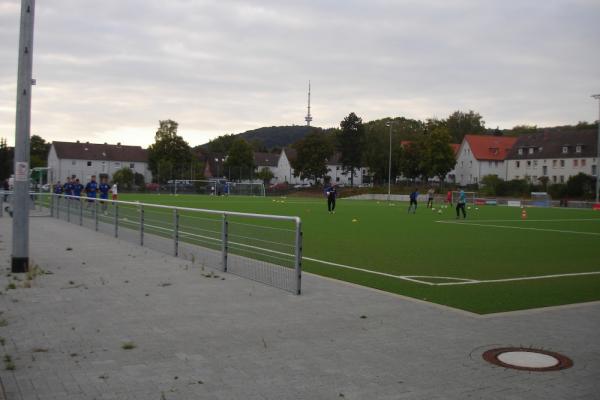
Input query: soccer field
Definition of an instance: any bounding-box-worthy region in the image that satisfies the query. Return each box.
[117,193,600,314]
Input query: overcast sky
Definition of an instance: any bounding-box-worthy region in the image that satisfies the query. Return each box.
[1,0,599,148]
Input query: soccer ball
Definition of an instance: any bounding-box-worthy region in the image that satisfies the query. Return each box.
[475,207,479,211]
[432,208,436,211]
[352,218,358,223]
[438,210,442,214]
[467,206,471,210]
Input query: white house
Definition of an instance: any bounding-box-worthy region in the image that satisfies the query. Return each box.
[47,141,152,184]
[505,129,598,184]
[454,135,518,186]
[325,153,368,186]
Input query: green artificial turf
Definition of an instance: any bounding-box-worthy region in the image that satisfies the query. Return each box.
[115,193,600,314]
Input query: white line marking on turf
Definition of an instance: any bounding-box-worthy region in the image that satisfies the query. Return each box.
[436,220,600,236]
[451,218,600,223]
[435,271,600,286]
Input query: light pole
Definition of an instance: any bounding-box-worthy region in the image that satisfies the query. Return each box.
[592,94,600,203]
[385,121,394,201]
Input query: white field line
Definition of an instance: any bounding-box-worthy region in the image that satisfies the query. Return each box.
[436,220,600,236]
[435,271,600,286]
[452,218,600,223]
[117,218,600,287]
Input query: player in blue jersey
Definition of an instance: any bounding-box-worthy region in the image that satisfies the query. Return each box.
[456,189,467,219]
[408,188,418,214]
[324,183,337,214]
[54,181,63,194]
[85,175,98,208]
[98,176,110,212]
[72,178,84,198]
[62,177,72,198]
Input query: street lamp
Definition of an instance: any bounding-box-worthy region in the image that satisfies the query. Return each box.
[385,121,395,201]
[592,94,600,203]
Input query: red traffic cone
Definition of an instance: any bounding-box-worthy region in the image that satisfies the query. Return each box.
[521,208,527,220]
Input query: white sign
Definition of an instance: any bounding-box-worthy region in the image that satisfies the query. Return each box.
[507,200,522,207]
[14,161,29,181]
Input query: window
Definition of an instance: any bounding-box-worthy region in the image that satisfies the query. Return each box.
[518,148,523,155]
[562,146,568,154]
[560,176,564,183]
[528,148,534,154]
[581,159,586,167]
[336,166,339,171]
[573,159,578,167]
[552,176,557,183]
[87,161,92,167]
[130,163,135,169]
[593,165,597,176]
[576,145,582,153]
[543,166,547,176]
[461,161,463,167]
[469,161,472,167]
[71,160,76,165]
[488,161,492,167]
[560,160,565,167]
[494,161,499,168]
[526,161,531,167]
[552,160,557,168]
[538,147,543,152]
[516,161,520,168]
[533,160,538,167]
[336,177,340,182]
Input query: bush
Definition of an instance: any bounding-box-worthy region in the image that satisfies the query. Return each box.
[548,183,567,199]
[566,173,595,199]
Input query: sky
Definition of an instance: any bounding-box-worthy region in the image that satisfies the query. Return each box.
[1,0,599,148]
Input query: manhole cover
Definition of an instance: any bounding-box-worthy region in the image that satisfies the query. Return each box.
[482,347,573,372]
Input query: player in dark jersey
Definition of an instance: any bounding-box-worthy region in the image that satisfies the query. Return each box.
[98,176,110,212]
[72,179,84,197]
[324,183,337,214]
[54,181,63,194]
[62,177,72,198]
[85,175,98,208]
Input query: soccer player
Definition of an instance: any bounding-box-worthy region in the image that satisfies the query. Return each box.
[84,175,98,208]
[426,187,435,208]
[99,177,110,212]
[446,190,452,207]
[408,188,418,214]
[325,183,337,214]
[72,179,84,198]
[53,180,63,194]
[456,189,467,219]
[62,177,72,198]
[111,182,118,201]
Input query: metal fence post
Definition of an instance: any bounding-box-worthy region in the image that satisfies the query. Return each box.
[56,196,60,219]
[295,218,303,295]
[173,209,179,256]
[114,203,119,238]
[79,199,83,226]
[49,194,54,217]
[94,200,99,231]
[140,204,144,246]
[0,194,3,217]
[67,197,71,222]
[221,213,228,272]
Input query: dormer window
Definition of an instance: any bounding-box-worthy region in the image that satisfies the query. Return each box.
[576,145,582,153]
[538,147,543,152]
[518,148,523,155]
[489,147,499,155]
[562,146,568,154]
[528,148,534,154]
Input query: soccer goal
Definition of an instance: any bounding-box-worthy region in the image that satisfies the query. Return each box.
[452,191,476,204]
[530,192,551,207]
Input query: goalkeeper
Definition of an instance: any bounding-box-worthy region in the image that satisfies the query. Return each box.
[325,183,337,214]
[456,189,467,219]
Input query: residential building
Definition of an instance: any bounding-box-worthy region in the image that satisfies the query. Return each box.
[505,129,598,184]
[325,153,368,186]
[454,135,518,186]
[47,141,151,184]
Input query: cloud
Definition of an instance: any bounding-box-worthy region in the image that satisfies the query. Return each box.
[0,0,599,147]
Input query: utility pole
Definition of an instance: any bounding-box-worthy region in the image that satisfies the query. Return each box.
[592,94,600,203]
[12,0,36,273]
[385,121,395,201]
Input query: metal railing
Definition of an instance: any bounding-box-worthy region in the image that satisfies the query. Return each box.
[1,192,303,294]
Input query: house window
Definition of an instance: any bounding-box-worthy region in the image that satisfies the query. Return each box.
[494,161,499,168]
[562,146,568,154]
[538,147,543,152]
[573,159,578,167]
[469,161,472,167]
[336,177,340,182]
[87,161,92,166]
[528,148,534,154]
[461,161,464,167]
[516,161,520,168]
[533,160,538,167]
[518,148,523,155]
[552,160,557,168]
[560,160,565,167]
[336,166,339,171]
[576,145,582,153]
[560,176,564,183]
[130,163,135,169]
[581,159,586,167]
[526,161,531,167]
[488,161,492,167]
[593,165,597,176]
[72,160,76,165]
[552,176,557,183]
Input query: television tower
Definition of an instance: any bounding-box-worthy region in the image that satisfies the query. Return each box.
[305,81,312,127]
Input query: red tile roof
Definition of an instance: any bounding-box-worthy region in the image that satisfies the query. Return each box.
[463,135,518,161]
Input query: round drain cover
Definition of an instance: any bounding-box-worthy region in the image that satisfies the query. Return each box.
[482,347,573,372]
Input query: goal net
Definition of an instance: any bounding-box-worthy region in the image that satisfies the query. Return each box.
[169,180,265,196]
[451,191,476,205]
[530,192,551,207]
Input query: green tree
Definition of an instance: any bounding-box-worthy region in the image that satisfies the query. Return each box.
[112,168,135,191]
[291,129,334,183]
[207,134,237,153]
[421,127,456,185]
[445,110,486,143]
[30,135,50,168]
[225,138,254,181]
[0,138,13,181]
[256,167,274,185]
[566,173,595,199]
[147,120,192,183]
[363,121,403,184]
[337,112,366,187]
[399,141,426,181]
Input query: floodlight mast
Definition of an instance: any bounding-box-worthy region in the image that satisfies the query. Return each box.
[12,0,36,273]
[593,94,600,204]
[385,121,395,201]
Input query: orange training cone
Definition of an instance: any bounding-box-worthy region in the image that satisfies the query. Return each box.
[521,208,527,220]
